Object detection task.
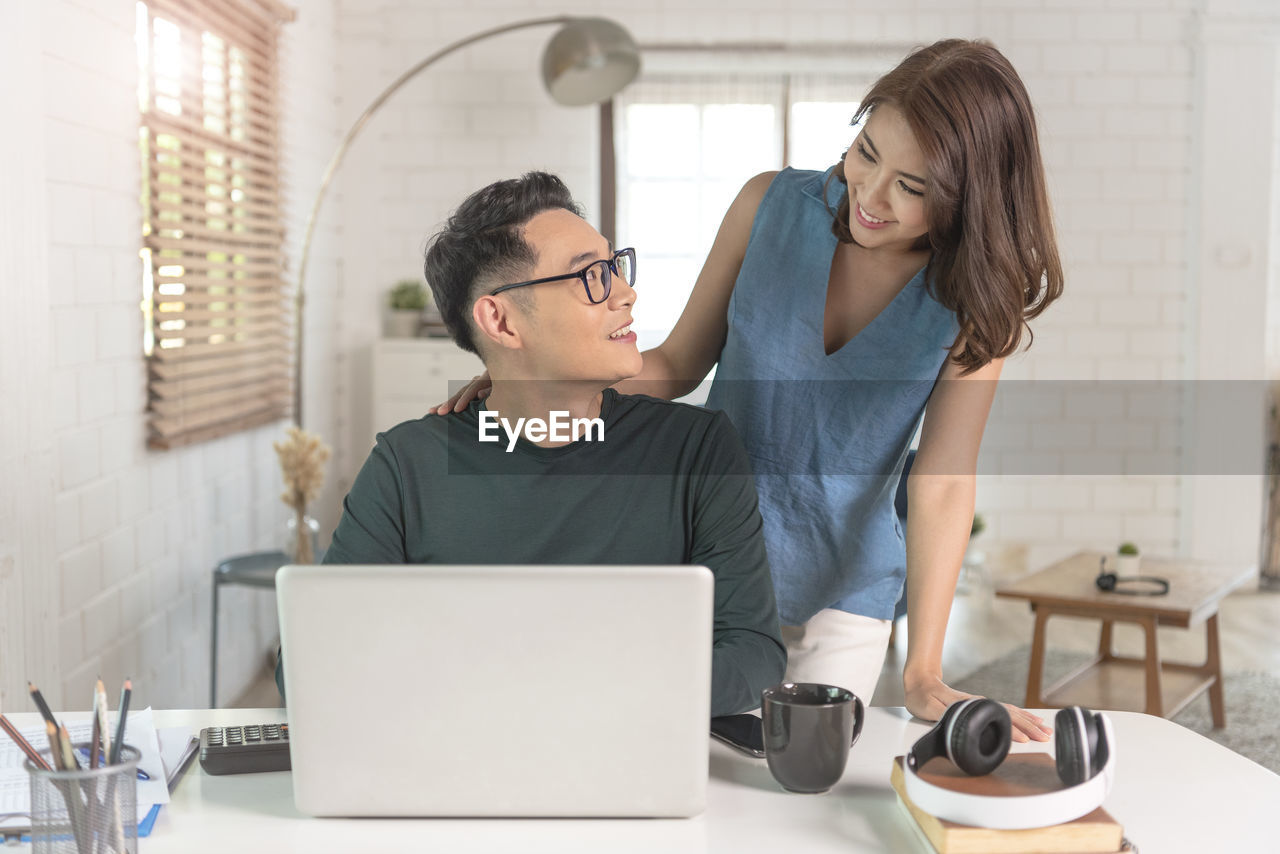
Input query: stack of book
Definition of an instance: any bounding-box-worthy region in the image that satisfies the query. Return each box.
[890,754,1127,854]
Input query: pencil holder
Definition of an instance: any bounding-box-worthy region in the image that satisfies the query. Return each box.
[25,743,140,854]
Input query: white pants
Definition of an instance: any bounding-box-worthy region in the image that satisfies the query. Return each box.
[780,608,893,705]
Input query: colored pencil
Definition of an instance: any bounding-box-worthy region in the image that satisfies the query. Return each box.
[0,714,52,771]
[27,682,58,728]
[58,724,81,771]
[45,720,64,771]
[106,681,132,854]
[50,723,92,854]
[90,678,104,769]
[96,680,113,772]
[108,679,131,765]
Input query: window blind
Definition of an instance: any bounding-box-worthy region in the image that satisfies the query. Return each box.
[138,0,295,450]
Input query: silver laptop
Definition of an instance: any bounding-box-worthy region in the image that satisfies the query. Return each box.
[276,564,713,818]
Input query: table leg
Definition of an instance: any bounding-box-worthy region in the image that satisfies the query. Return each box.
[1206,613,1226,728]
[1026,606,1050,708]
[1098,619,1113,661]
[1140,616,1163,717]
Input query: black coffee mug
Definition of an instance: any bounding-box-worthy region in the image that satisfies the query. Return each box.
[761,682,865,794]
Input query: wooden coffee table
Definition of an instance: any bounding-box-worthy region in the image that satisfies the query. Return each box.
[995,551,1255,727]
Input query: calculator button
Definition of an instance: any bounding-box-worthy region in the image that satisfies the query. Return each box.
[244,727,261,741]
[280,724,289,740]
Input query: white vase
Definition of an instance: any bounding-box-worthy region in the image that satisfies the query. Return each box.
[284,514,321,564]
[1115,553,1140,575]
[385,310,421,338]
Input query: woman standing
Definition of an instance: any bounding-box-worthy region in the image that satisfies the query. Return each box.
[443,39,1061,741]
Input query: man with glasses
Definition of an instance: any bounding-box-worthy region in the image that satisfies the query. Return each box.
[291,172,785,717]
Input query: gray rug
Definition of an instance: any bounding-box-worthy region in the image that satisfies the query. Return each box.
[951,647,1280,775]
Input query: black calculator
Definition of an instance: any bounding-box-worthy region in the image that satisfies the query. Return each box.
[198,723,292,775]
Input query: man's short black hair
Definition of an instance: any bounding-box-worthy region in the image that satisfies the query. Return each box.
[423,171,584,356]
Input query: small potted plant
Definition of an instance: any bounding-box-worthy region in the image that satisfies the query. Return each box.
[386,279,428,337]
[1116,541,1140,574]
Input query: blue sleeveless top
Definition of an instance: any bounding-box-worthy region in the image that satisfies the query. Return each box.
[705,167,959,624]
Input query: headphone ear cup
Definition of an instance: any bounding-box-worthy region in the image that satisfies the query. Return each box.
[935,697,972,732]
[1054,706,1101,786]
[949,698,1011,776]
[908,698,973,772]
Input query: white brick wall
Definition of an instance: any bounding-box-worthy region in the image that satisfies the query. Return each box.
[326,0,1277,577]
[0,0,343,711]
[3,0,1276,710]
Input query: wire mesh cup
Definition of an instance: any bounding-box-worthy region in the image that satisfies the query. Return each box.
[24,743,141,854]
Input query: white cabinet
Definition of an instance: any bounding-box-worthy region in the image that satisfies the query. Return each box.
[372,338,484,435]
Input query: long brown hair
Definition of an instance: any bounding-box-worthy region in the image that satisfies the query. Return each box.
[829,39,1063,373]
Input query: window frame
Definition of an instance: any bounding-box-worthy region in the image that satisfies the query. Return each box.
[601,48,898,355]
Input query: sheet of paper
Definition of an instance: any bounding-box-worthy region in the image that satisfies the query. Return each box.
[0,707,172,830]
[157,726,198,787]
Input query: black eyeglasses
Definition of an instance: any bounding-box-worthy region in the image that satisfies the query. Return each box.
[489,247,636,304]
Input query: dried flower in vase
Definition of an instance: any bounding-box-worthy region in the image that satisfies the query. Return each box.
[274,426,331,563]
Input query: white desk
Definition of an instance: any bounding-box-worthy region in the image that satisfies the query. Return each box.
[7,707,1276,852]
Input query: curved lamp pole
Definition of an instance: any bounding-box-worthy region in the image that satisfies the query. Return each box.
[292,16,641,426]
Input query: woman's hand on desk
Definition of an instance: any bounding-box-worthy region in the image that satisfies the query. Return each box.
[433,371,492,414]
[904,671,1053,744]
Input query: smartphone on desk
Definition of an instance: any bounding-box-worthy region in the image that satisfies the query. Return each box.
[710,714,764,758]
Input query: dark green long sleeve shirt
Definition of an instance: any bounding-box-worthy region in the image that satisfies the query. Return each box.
[280,389,785,716]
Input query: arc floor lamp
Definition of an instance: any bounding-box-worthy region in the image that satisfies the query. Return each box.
[291,16,641,426]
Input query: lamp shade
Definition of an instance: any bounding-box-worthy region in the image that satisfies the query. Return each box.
[541,17,641,106]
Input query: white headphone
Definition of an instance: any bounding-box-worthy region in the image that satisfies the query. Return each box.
[903,699,1116,830]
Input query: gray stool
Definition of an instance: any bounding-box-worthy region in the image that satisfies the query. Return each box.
[210,550,287,708]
